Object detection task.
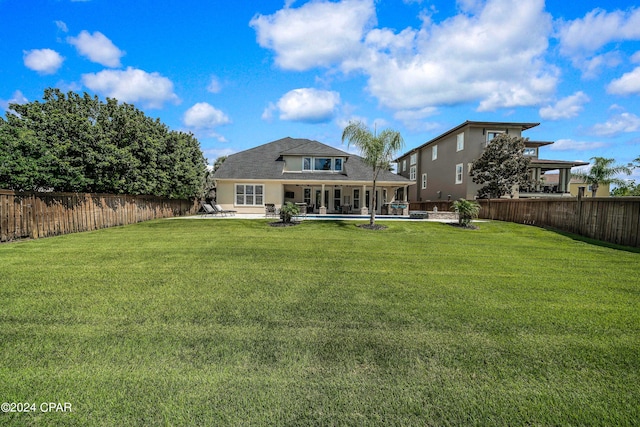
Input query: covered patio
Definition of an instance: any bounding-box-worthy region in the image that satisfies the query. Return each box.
[281,182,411,216]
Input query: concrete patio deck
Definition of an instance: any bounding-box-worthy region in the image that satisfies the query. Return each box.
[177,213,462,222]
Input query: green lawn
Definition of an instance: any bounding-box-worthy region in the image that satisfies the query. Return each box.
[1,219,638,426]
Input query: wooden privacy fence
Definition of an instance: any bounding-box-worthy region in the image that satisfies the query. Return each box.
[0,190,199,242]
[478,197,640,248]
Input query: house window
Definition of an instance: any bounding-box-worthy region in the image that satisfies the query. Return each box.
[303,157,312,171]
[457,133,464,151]
[353,189,360,209]
[334,158,343,171]
[410,153,417,165]
[455,164,463,184]
[422,173,427,190]
[235,184,264,206]
[314,158,332,171]
[523,148,537,156]
[410,166,416,181]
[432,144,438,160]
[487,131,504,144]
[334,189,341,211]
[304,188,311,206]
[402,159,407,172]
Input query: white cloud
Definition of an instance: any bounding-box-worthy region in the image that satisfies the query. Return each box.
[268,88,341,123]
[348,0,557,111]
[207,76,222,93]
[0,90,28,110]
[183,102,230,128]
[250,0,376,71]
[579,51,622,79]
[82,67,179,108]
[556,8,640,75]
[183,102,231,142]
[67,30,125,67]
[539,91,590,120]
[55,21,68,33]
[591,112,640,137]
[549,139,607,151]
[252,0,556,112]
[556,8,640,58]
[23,48,64,74]
[393,107,439,131]
[607,66,640,95]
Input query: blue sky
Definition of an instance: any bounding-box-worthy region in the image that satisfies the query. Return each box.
[1,0,639,181]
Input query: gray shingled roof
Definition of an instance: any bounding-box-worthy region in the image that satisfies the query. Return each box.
[214,137,412,184]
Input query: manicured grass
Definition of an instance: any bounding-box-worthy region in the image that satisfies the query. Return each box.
[1,219,639,426]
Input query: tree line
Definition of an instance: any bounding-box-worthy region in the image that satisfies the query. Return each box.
[0,88,206,199]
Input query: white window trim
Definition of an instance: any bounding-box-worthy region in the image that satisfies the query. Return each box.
[410,153,417,165]
[432,144,438,161]
[457,132,464,152]
[409,165,416,181]
[402,159,407,172]
[303,157,312,171]
[235,184,264,206]
[486,130,505,145]
[302,157,345,172]
[455,163,463,184]
[421,173,427,190]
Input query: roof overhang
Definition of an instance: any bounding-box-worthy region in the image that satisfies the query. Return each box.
[530,159,589,171]
[396,120,540,161]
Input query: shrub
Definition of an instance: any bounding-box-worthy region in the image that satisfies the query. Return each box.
[451,198,480,227]
[279,202,300,223]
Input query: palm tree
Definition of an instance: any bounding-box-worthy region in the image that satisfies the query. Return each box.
[572,157,632,197]
[342,121,404,226]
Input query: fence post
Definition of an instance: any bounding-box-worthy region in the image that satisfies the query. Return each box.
[576,188,584,235]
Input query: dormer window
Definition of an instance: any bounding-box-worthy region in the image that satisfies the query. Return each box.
[315,158,332,170]
[303,157,312,171]
[302,156,345,172]
[523,147,537,156]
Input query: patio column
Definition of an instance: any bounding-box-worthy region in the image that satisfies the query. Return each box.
[319,184,327,215]
[558,169,569,193]
[532,168,542,192]
[361,184,368,215]
[403,185,408,202]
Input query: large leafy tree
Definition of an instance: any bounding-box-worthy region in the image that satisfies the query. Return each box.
[572,156,631,198]
[469,133,531,198]
[610,180,640,196]
[0,88,206,198]
[342,121,404,226]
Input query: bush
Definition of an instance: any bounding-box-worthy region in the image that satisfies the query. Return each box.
[279,202,300,223]
[451,199,480,227]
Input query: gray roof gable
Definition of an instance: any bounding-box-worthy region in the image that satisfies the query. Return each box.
[214,137,411,184]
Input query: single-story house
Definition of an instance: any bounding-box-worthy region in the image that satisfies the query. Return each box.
[541,174,610,197]
[213,137,414,215]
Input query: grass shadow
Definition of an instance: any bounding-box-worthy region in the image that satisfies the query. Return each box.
[546,227,640,254]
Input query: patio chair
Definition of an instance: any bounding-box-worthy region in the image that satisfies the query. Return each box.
[201,203,218,217]
[265,204,278,218]
[214,204,237,216]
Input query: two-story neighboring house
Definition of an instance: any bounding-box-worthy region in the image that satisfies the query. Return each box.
[395,121,588,201]
[213,137,413,214]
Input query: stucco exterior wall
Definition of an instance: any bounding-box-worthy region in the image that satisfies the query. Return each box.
[215,181,284,214]
[399,124,527,202]
[283,156,302,172]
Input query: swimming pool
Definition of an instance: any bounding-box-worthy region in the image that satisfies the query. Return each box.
[301,214,412,221]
